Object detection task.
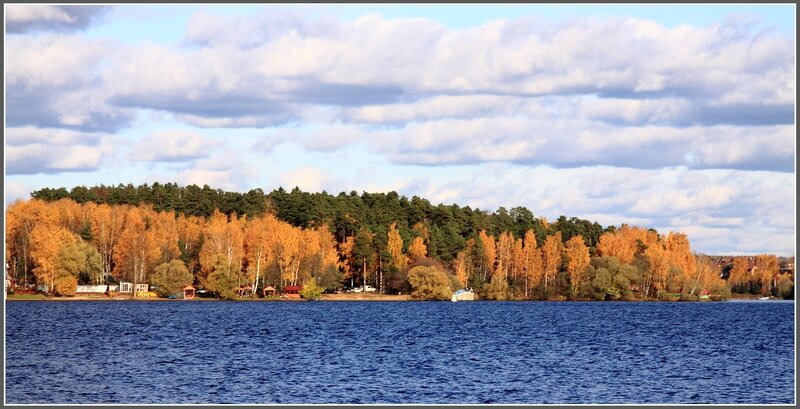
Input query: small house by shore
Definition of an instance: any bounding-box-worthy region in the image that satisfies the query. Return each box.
[283,285,301,299]
[237,285,253,298]
[262,285,277,297]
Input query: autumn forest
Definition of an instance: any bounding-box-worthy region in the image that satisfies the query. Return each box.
[5,183,794,301]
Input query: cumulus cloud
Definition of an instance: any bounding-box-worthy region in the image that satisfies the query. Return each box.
[128,130,220,162]
[5,35,132,132]
[4,181,32,206]
[5,5,110,33]
[5,127,114,175]
[271,167,332,192]
[17,12,784,135]
[173,151,260,192]
[345,95,545,124]
[184,7,338,48]
[7,13,795,162]
[293,118,794,172]
[381,164,795,255]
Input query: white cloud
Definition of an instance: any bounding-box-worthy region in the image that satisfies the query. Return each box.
[5,35,131,132]
[271,167,331,192]
[5,5,75,24]
[5,127,114,174]
[376,164,795,255]
[128,130,220,162]
[17,12,784,136]
[321,118,793,171]
[173,150,259,192]
[5,5,108,32]
[5,35,109,88]
[346,95,545,124]
[4,181,32,206]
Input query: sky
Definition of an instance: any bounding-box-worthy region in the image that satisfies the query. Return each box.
[4,4,797,256]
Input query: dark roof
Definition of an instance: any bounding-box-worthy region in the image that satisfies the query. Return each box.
[283,285,301,292]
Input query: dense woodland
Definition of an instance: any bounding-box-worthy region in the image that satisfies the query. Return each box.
[5,183,794,300]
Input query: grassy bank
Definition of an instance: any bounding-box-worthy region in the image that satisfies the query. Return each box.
[6,293,51,301]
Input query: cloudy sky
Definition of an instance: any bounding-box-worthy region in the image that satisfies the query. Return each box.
[4,4,796,256]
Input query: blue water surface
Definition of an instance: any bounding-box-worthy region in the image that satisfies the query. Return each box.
[5,300,795,404]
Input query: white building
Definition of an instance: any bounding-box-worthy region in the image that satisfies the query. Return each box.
[118,282,149,293]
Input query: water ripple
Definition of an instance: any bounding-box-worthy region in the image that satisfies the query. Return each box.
[5,300,795,404]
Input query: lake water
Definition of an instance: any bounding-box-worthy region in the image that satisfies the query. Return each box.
[5,300,795,404]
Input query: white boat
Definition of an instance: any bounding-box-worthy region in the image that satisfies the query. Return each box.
[452,289,475,302]
[759,296,770,300]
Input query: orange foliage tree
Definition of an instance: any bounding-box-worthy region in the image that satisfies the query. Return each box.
[496,231,515,281]
[659,232,694,293]
[541,232,562,299]
[243,214,278,294]
[407,236,427,262]
[199,210,245,289]
[453,250,469,288]
[728,256,751,292]
[596,225,655,265]
[387,221,407,269]
[5,200,60,284]
[273,221,305,287]
[564,235,590,299]
[301,224,339,286]
[644,242,670,299]
[522,230,542,299]
[754,254,779,295]
[90,204,127,285]
[339,236,356,288]
[176,213,204,276]
[511,237,524,288]
[113,206,159,287]
[477,230,496,282]
[29,225,78,293]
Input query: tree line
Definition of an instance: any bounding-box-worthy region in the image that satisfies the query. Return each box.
[6,183,793,300]
[29,183,607,263]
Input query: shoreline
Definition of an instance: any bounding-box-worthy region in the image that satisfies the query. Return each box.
[5,292,790,302]
[7,295,790,303]
[4,293,414,302]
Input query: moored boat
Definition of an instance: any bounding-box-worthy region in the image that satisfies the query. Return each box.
[452,289,475,301]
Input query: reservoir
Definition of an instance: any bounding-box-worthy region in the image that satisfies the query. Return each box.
[5,300,794,404]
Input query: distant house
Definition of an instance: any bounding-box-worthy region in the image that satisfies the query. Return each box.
[76,285,109,295]
[712,256,735,279]
[183,285,196,299]
[117,282,149,293]
[237,285,253,298]
[5,272,15,293]
[283,285,301,299]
